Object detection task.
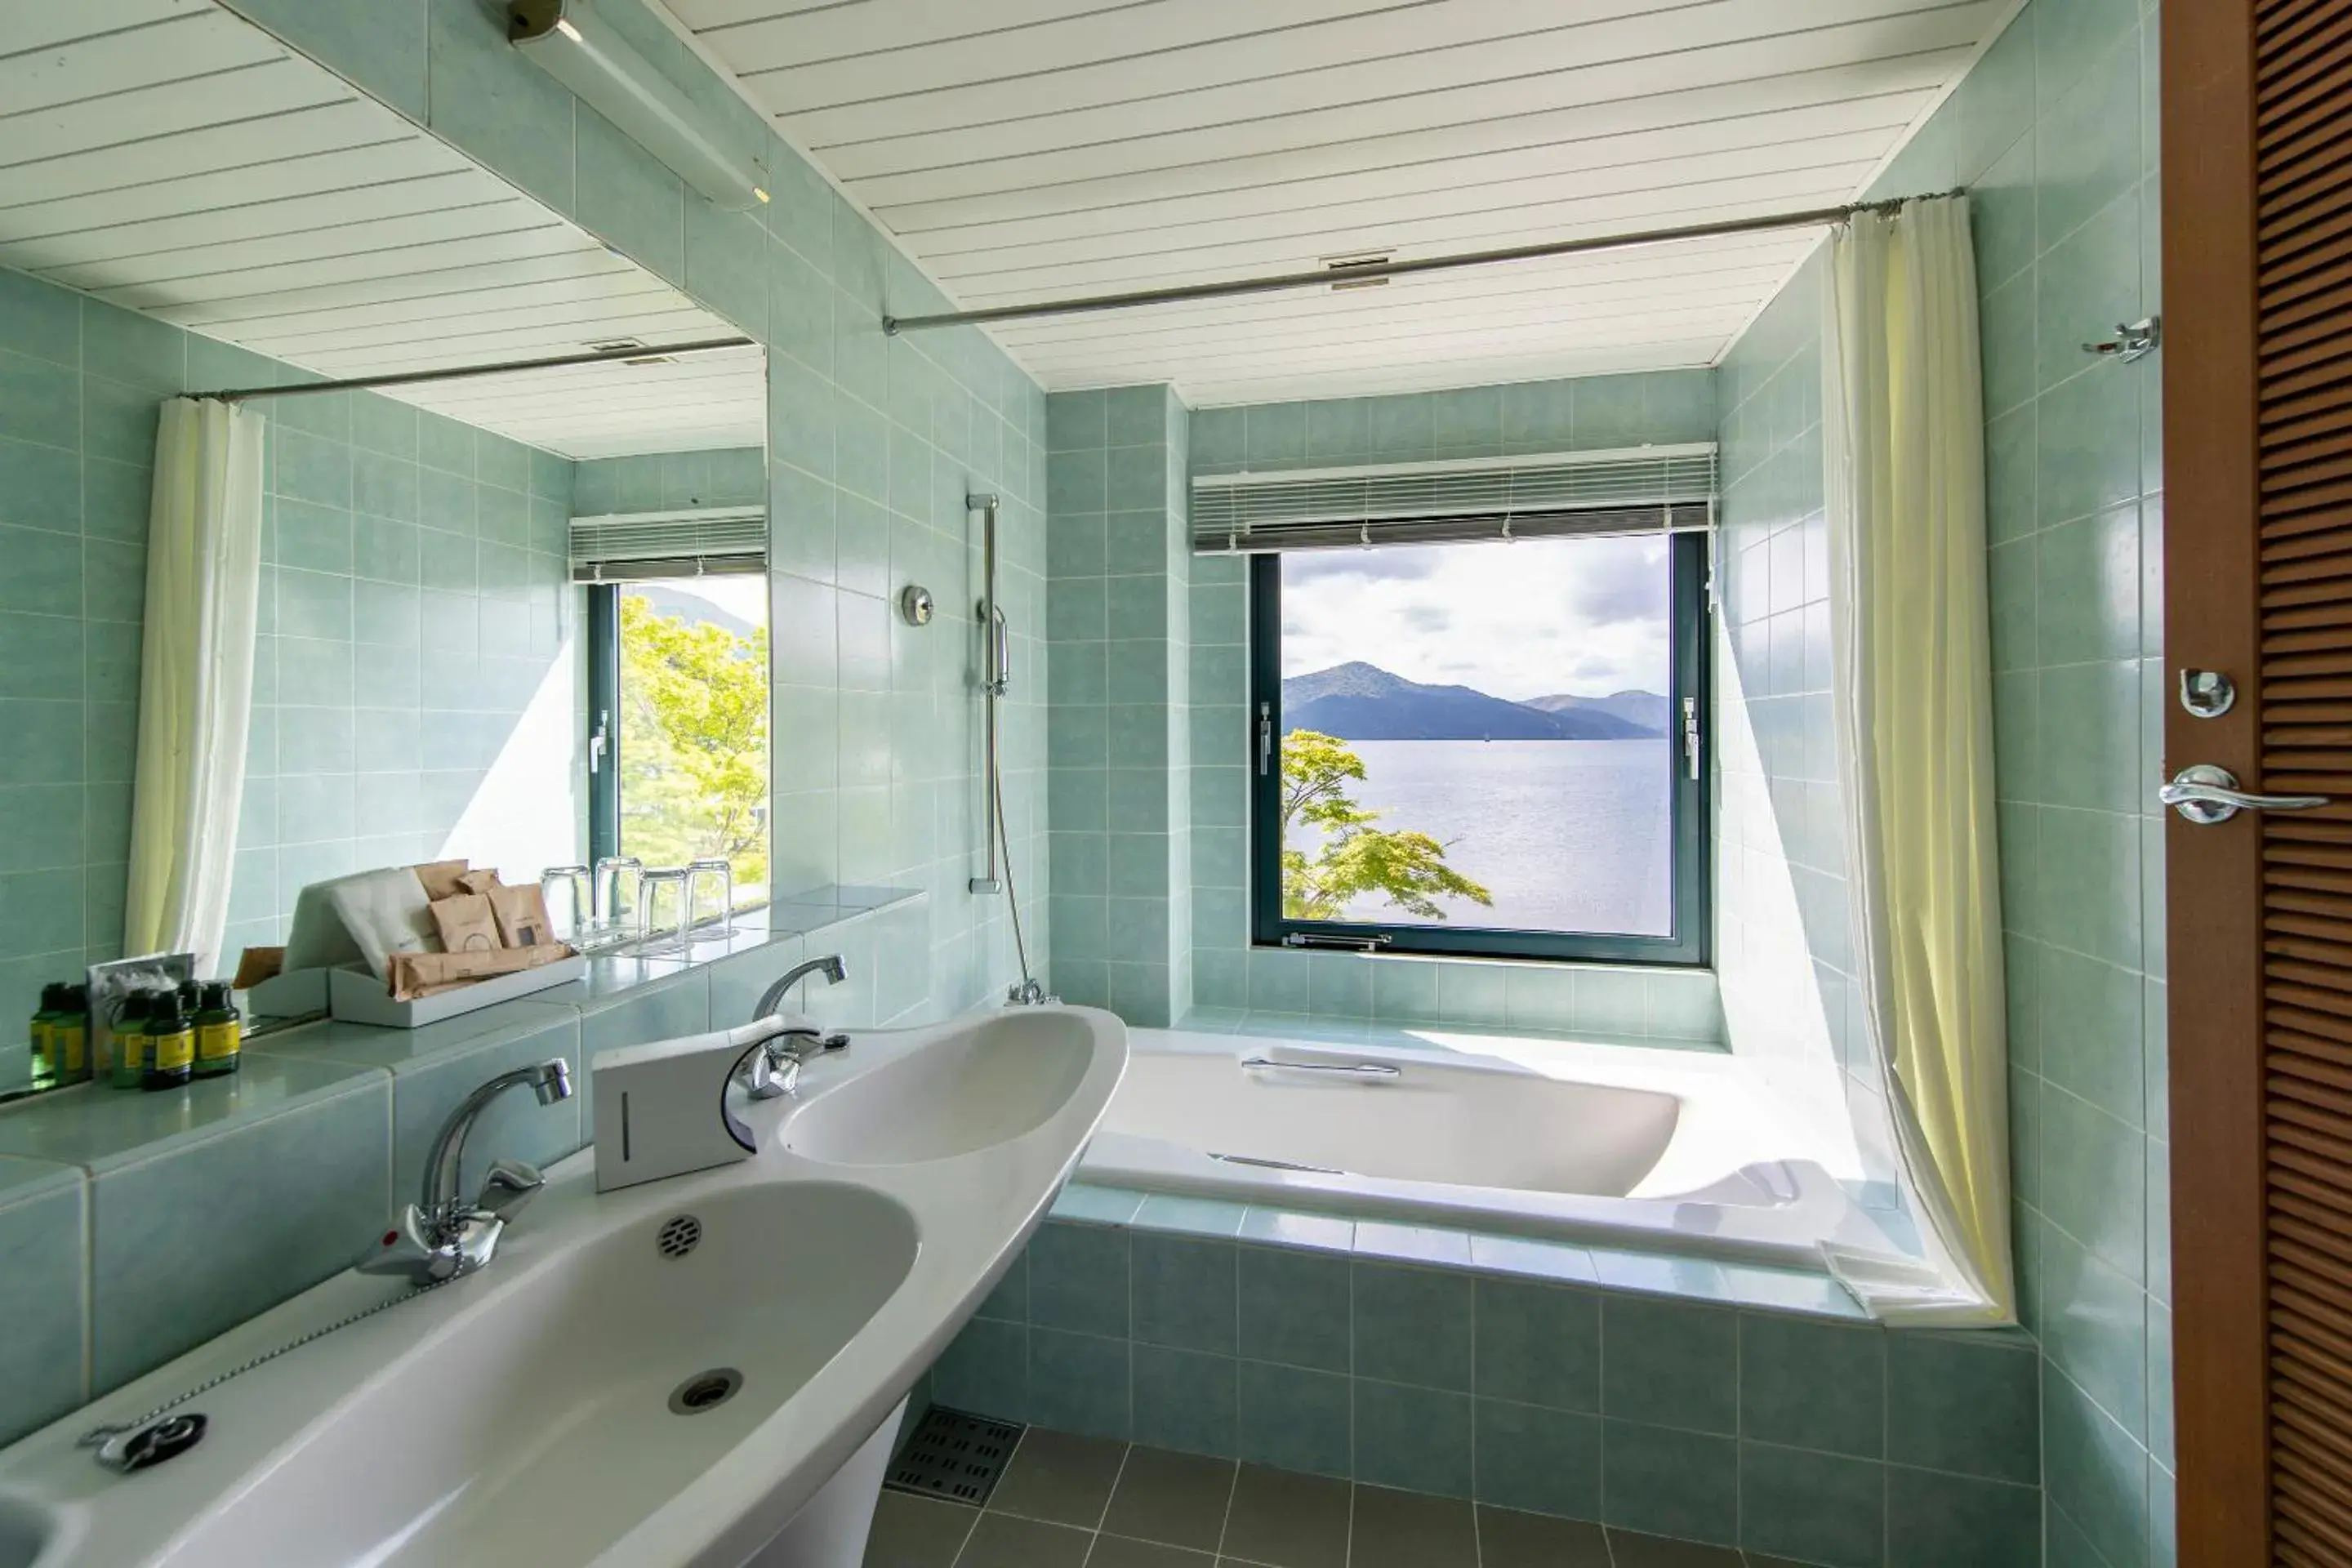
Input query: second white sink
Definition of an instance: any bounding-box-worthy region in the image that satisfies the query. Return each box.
[784,1009,1098,1165]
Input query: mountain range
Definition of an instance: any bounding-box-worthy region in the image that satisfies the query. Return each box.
[1281,662,1667,742]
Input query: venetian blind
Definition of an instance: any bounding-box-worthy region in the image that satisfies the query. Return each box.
[1189,443,1716,554]
[568,506,767,581]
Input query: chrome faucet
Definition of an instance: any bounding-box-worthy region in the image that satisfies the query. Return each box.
[751,954,846,1022]
[363,1058,573,1283]
[740,956,849,1100]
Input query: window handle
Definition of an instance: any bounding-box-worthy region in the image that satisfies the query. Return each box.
[1258,702,1272,777]
[1682,696,1700,781]
[589,709,609,775]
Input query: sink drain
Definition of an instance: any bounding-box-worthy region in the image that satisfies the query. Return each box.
[656,1214,703,1258]
[667,1368,743,1415]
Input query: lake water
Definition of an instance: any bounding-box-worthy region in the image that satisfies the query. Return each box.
[1297,739,1674,935]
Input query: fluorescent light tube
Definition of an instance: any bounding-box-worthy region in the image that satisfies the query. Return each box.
[509,1,768,212]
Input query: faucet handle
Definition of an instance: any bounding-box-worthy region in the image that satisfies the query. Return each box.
[743,1049,802,1100]
[361,1205,464,1281]
[474,1158,546,1223]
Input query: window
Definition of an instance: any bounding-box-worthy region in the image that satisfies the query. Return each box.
[586,578,771,907]
[1249,531,1708,964]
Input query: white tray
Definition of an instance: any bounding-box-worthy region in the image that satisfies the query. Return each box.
[327,955,586,1028]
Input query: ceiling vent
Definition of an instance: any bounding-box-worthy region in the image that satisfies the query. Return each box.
[586,338,678,367]
[1321,252,1392,292]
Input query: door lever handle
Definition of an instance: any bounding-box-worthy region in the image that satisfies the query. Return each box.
[2161,764,2331,824]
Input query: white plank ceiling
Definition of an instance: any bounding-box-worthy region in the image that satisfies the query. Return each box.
[0,0,764,459]
[663,0,2009,405]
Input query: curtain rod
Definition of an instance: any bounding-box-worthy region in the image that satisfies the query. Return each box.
[191,335,759,402]
[881,191,1965,336]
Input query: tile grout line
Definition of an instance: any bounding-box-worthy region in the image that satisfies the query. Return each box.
[1210,1456,1241,1566]
[1096,1441,1136,1535]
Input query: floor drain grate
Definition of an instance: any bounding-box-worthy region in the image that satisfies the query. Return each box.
[884,1406,1023,1507]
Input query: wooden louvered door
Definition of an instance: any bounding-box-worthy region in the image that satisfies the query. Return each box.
[2170,0,2352,1561]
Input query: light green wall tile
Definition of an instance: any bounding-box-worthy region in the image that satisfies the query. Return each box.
[226,0,428,122]
[0,1162,87,1444]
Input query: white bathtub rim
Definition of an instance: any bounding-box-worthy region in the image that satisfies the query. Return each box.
[1082,1027,1909,1275]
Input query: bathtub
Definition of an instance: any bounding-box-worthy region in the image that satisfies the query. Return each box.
[1079,1028,1904,1271]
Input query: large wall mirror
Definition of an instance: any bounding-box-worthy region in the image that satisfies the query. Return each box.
[0,6,771,1097]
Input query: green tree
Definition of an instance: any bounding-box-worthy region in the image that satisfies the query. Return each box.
[618,593,769,893]
[1280,728,1493,921]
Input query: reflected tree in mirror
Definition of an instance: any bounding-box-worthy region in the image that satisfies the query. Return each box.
[1280,729,1492,921]
[618,591,770,901]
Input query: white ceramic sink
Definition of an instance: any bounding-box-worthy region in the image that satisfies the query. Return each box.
[786,1009,1097,1165]
[0,1004,1128,1568]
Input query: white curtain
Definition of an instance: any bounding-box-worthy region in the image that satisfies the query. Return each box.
[1820,197,2016,1325]
[123,399,266,976]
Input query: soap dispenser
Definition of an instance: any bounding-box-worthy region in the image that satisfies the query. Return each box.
[590,1018,804,1192]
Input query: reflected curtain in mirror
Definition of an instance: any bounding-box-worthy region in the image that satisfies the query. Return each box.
[124,398,265,975]
[1820,196,2016,1324]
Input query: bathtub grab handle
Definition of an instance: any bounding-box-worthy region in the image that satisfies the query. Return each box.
[1240,1056,1401,1080]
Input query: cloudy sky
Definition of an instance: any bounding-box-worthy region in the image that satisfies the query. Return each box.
[1280,536,1670,702]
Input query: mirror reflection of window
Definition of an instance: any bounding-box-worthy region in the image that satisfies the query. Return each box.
[614,579,772,911]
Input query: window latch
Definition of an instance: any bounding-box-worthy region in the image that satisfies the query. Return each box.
[589,708,610,775]
[1258,702,1273,777]
[1682,695,1700,781]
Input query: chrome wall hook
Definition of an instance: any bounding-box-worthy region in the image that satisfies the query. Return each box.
[2082,316,2162,364]
[2179,669,2236,719]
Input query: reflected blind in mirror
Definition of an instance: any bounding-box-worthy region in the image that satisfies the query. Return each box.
[568,506,768,581]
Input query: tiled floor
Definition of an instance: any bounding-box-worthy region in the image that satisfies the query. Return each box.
[865,1428,1815,1568]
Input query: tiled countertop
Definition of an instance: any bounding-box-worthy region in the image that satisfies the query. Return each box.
[0,886,933,1446]
[0,887,921,1176]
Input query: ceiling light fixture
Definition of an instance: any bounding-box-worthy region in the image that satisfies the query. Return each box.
[508,1,769,212]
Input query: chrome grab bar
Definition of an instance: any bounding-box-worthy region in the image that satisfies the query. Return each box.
[1240,1056,1401,1080]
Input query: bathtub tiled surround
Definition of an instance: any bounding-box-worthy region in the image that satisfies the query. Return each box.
[0,892,927,1446]
[927,1190,2040,1567]
[1045,386,1193,1025]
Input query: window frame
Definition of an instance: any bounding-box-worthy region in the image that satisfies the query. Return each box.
[1247,531,1712,966]
[585,582,621,866]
